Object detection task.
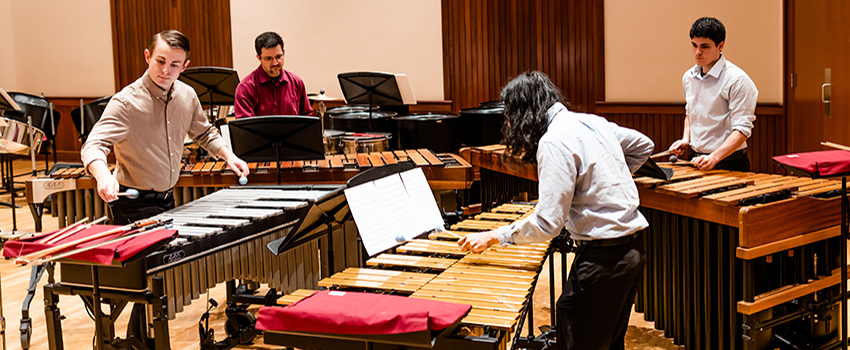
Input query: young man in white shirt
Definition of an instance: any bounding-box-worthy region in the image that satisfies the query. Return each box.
[459,71,654,350]
[669,17,758,171]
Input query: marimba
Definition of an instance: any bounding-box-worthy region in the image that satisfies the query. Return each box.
[39,185,355,350]
[25,149,473,232]
[461,145,847,350]
[261,202,559,350]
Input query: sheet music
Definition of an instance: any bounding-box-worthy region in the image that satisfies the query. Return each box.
[344,167,443,256]
[393,74,417,105]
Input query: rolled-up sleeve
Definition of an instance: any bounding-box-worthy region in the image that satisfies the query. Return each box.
[498,139,575,245]
[728,76,758,138]
[81,97,129,173]
[612,124,654,173]
[187,98,227,157]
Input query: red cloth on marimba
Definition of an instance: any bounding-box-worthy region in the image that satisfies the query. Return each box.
[2,225,177,265]
[255,290,471,334]
[773,150,850,177]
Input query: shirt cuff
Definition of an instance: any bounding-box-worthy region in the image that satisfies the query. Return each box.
[205,139,228,159]
[496,224,517,245]
[732,125,753,138]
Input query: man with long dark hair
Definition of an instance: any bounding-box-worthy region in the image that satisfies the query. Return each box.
[669,17,758,171]
[459,71,653,349]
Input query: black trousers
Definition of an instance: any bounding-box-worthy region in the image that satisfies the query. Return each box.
[694,148,751,172]
[557,237,646,350]
[106,186,174,344]
[107,186,175,224]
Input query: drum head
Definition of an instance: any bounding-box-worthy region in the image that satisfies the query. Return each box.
[393,113,460,121]
[331,111,397,120]
[323,129,346,138]
[341,131,392,141]
[326,105,380,115]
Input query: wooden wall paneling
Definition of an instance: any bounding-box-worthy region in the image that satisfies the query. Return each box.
[441,0,603,113]
[110,0,233,90]
[597,103,785,174]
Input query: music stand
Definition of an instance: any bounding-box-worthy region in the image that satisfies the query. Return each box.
[337,72,416,131]
[71,96,112,143]
[635,157,674,181]
[228,115,325,185]
[0,88,23,232]
[179,67,239,122]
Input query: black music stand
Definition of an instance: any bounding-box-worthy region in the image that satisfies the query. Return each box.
[0,88,22,226]
[266,185,350,269]
[70,95,111,144]
[228,115,324,184]
[337,72,416,130]
[179,67,239,121]
[635,157,674,181]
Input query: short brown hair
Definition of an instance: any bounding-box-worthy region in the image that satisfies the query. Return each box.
[148,29,191,60]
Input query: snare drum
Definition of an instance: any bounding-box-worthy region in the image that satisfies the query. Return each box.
[340,132,392,154]
[0,117,44,156]
[323,129,345,155]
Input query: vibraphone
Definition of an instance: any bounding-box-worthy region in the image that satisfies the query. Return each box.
[40,185,354,350]
[262,202,559,350]
[461,145,847,350]
[26,149,472,232]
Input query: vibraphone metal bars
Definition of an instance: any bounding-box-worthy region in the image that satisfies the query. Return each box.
[41,185,353,350]
[264,202,558,350]
[25,149,472,232]
[461,145,848,350]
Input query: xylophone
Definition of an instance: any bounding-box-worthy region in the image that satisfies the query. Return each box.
[461,145,847,350]
[262,202,560,350]
[38,185,356,350]
[25,149,473,232]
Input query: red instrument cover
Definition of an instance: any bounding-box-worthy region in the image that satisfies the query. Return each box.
[255,290,471,335]
[773,150,850,178]
[2,225,177,265]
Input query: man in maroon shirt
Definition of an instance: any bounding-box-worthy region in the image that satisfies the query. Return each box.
[234,31,313,118]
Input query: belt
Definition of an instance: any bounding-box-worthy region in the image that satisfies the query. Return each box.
[574,234,636,248]
[120,185,173,200]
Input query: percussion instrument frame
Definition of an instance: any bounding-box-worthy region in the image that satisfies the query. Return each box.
[461,145,850,350]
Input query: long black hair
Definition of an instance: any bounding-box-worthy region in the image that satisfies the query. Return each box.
[500,71,565,164]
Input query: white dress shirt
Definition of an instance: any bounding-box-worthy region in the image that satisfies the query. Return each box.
[683,55,758,154]
[496,102,654,244]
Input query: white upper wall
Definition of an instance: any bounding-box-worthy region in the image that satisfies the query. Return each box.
[4,0,114,97]
[230,0,444,102]
[604,0,783,103]
[0,0,17,91]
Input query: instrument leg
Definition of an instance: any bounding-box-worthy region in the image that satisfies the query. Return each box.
[151,276,170,350]
[27,203,43,233]
[20,263,49,350]
[42,283,63,350]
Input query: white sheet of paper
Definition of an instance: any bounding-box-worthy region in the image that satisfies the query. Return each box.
[344,167,443,256]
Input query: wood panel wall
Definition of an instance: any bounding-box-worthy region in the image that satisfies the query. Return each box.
[110,0,233,91]
[441,0,604,112]
[597,103,786,174]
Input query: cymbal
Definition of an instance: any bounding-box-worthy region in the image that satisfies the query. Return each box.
[308,94,338,101]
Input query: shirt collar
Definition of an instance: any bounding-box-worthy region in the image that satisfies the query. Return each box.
[257,66,291,86]
[691,54,726,80]
[143,71,171,101]
[546,102,567,123]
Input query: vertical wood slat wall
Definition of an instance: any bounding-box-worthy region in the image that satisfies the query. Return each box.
[110,0,233,91]
[597,103,786,174]
[441,0,604,113]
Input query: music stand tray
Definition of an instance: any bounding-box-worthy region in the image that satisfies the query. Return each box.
[338,71,416,107]
[179,67,239,112]
[71,96,112,142]
[635,157,674,181]
[228,115,325,184]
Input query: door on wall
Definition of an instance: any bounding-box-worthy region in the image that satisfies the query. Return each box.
[788,0,850,152]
